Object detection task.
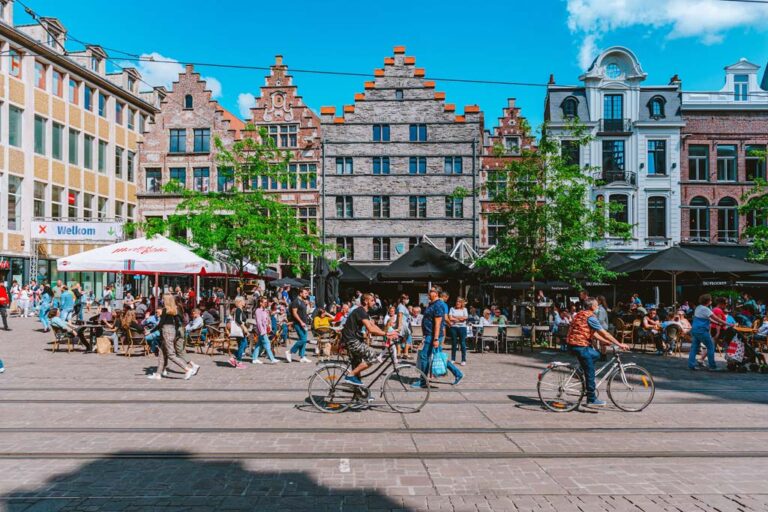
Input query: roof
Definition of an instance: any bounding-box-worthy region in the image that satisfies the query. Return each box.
[612,246,768,275]
[377,243,469,281]
[217,104,246,136]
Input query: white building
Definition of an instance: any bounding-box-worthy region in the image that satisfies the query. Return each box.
[545,46,684,256]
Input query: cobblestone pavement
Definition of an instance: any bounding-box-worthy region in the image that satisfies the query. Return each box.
[1,317,768,511]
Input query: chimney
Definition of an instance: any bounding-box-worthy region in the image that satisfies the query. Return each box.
[275,55,283,66]
[185,64,194,74]
[548,74,556,85]
[669,74,681,85]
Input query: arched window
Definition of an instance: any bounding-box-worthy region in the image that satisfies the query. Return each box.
[648,96,665,119]
[717,197,739,243]
[184,94,193,109]
[562,96,578,118]
[689,196,709,242]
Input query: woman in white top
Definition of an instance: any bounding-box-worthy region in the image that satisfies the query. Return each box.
[396,294,413,359]
[448,297,469,364]
[688,293,727,371]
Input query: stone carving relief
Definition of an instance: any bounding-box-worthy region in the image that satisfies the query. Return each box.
[263,91,294,122]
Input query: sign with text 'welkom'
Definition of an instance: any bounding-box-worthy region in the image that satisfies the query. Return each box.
[31,221,123,241]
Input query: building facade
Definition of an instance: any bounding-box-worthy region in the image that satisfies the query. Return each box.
[320,46,483,267]
[0,1,157,288]
[479,98,535,251]
[137,64,244,223]
[680,58,768,248]
[545,46,684,256]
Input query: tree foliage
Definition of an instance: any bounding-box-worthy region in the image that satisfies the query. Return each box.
[476,122,631,283]
[739,175,768,262]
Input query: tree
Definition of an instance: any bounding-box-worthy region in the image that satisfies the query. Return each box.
[131,126,323,276]
[739,160,768,262]
[476,122,631,284]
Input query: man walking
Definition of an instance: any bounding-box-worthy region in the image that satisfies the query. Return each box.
[416,286,461,388]
[286,287,312,363]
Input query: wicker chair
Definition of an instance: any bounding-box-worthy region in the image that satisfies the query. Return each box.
[51,325,76,353]
[122,328,149,357]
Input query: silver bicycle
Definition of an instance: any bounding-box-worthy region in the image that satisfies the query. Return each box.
[537,346,655,412]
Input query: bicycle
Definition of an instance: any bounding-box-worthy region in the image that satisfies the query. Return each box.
[307,343,430,413]
[537,346,655,412]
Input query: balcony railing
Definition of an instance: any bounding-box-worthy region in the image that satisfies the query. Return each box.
[600,170,636,185]
[599,118,633,134]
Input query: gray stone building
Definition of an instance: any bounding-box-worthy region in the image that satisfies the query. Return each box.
[320,46,483,267]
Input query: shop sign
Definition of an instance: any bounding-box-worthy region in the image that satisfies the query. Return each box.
[31,221,122,241]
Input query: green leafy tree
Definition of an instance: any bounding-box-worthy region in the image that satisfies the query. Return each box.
[130,126,323,276]
[476,122,631,284]
[739,147,768,262]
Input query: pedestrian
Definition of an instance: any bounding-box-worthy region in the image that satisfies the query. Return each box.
[688,294,728,372]
[39,284,53,332]
[438,292,464,384]
[417,287,463,387]
[59,286,75,320]
[71,282,84,321]
[448,297,469,366]
[252,296,278,364]
[0,280,11,331]
[228,296,250,369]
[52,280,63,309]
[286,287,312,363]
[147,293,198,380]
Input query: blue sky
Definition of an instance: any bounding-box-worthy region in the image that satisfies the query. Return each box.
[19,0,768,131]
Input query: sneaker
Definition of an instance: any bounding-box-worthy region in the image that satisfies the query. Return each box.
[228,357,238,368]
[191,363,200,376]
[235,362,247,369]
[184,367,195,380]
[460,361,466,366]
[587,399,607,407]
[344,375,363,386]
[453,374,463,386]
[161,370,168,377]
[252,359,263,364]
[411,382,427,389]
[300,357,312,363]
[147,373,161,380]
[268,359,279,364]
[285,351,292,363]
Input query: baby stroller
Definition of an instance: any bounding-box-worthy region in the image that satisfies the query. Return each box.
[723,327,767,373]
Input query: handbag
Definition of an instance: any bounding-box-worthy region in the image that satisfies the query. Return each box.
[430,350,448,377]
[229,320,244,338]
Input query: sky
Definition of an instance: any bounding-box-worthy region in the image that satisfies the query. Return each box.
[18,0,768,132]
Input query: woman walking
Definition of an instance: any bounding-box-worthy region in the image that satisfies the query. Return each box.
[449,297,469,365]
[147,293,198,380]
[688,294,728,371]
[39,284,53,332]
[396,294,413,359]
[252,296,278,364]
[228,296,249,369]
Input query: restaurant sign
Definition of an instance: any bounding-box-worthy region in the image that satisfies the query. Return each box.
[701,280,728,286]
[31,221,123,241]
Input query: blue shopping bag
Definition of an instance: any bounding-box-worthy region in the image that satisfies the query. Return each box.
[430,350,448,377]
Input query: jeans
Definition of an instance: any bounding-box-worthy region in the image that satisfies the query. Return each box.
[0,306,7,329]
[39,305,51,330]
[290,323,308,357]
[449,326,467,362]
[281,323,289,342]
[418,335,463,384]
[59,308,72,321]
[234,336,248,361]
[145,331,161,354]
[569,345,600,402]
[688,327,717,369]
[254,333,276,361]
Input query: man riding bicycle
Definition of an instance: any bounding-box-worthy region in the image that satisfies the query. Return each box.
[341,292,398,387]
[567,297,629,407]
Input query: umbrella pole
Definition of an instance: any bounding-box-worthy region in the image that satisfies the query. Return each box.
[672,272,677,307]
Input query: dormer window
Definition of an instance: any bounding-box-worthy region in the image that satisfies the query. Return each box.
[91,56,99,72]
[562,96,579,118]
[184,94,193,109]
[648,96,666,119]
[127,76,135,92]
[734,74,749,101]
[605,63,621,79]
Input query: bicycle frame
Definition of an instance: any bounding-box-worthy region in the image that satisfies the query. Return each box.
[318,344,400,396]
[551,350,636,394]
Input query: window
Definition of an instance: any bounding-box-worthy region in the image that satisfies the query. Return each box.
[52,70,64,97]
[689,196,709,242]
[127,204,135,222]
[297,206,317,234]
[169,129,186,153]
[268,125,298,147]
[84,87,94,111]
[486,171,507,198]
[98,92,106,117]
[372,156,390,175]
[68,79,79,105]
[444,157,463,174]
[91,56,100,72]
[445,197,463,218]
[602,140,625,171]
[115,102,124,125]
[409,156,427,174]
[114,147,123,178]
[688,145,709,181]
[34,182,46,218]
[562,96,578,118]
[68,190,79,219]
[409,196,427,218]
[98,140,107,173]
[717,144,737,182]
[97,197,108,220]
[145,168,162,192]
[139,114,145,133]
[647,140,666,175]
[193,128,210,153]
[66,129,79,165]
[395,89,404,101]
[336,196,353,218]
[290,163,316,189]
[409,123,427,142]
[647,196,667,238]
[487,213,504,246]
[605,63,621,79]
[408,237,419,250]
[170,168,186,188]
[127,76,135,92]
[115,200,124,220]
[34,116,46,155]
[373,237,390,261]
[335,157,353,175]
[504,136,521,155]
[184,94,193,109]
[127,108,134,130]
[51,186,64,219]
[373,124,390,142]
[9,106,22,147]
[9,49,22,78]
[445,237,461,254]
[193,168,210,192]
[217,168,235,192]
[746,145,766,181]
[52,123,63,160]
[127,151,135,182]
[649,96,665,118]
[35,61,46,89]
[561,140,580,167]
[83,194,94,220]
[336,237,354,260]
[372,196,390,218]
[718,197,739,243]
[609,194,629,234]
[734,74,749,101]
[83,135,94,169]
[604,94,623,119]
[7,176,22,230]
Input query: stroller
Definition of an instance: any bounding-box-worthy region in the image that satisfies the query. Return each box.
[723,327,767,373]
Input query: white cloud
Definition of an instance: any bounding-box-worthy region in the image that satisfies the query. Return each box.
[125,52,222,98]
[566,0,768,69]
[578,33,599,71]
[204,76,222,99]
[237,92,256,119]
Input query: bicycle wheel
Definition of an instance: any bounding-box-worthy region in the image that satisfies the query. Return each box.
[537,365,584,412]
[607,364,655,412]
[382,364,430,413]
[307,363,356,413]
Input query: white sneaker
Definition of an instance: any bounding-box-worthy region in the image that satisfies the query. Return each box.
[161,370,168,377]
[147,373,161,380]
[300,357,312,363]
[252,359,263,364]
[285,351,292,363]
[191,363,200,376]
[268,359,279,364]
[461,362,466,366]
[184,367,195,380]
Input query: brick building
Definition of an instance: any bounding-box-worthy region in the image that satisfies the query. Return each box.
[137,65,244,223]
[479,98,535,251]
[320,46,483,267]
[680,58,768,248]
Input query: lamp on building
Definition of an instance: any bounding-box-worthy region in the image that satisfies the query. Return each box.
[672,163,677,169]
[639,163,644,169]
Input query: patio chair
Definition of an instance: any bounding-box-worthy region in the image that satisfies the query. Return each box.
[205,324,229,356]
[664,323,682,357]
[478,325,500,353]
[51,325,75,353]
[410,325,424,347]
[533,325,552,349]
[186,327,207,355]
[314,327,336,360]
[614,318,633,347]
[504,325,524,353]
[122,328,149,358]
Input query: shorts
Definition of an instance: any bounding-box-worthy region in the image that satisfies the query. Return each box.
[344,338,379,367]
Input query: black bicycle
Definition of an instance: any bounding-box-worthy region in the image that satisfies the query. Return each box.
[307,343,430,413]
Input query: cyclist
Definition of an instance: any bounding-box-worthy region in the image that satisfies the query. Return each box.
[567,297,629,407]
[341,292,398,386]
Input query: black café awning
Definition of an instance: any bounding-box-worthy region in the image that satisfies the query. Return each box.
[377,242,469,281]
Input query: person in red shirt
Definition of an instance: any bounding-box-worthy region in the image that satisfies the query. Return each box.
[0,282,10,331]
[711,297,727,341]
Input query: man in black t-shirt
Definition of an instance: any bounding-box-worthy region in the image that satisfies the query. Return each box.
[287,287,312,363]
[341,293,397,386]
